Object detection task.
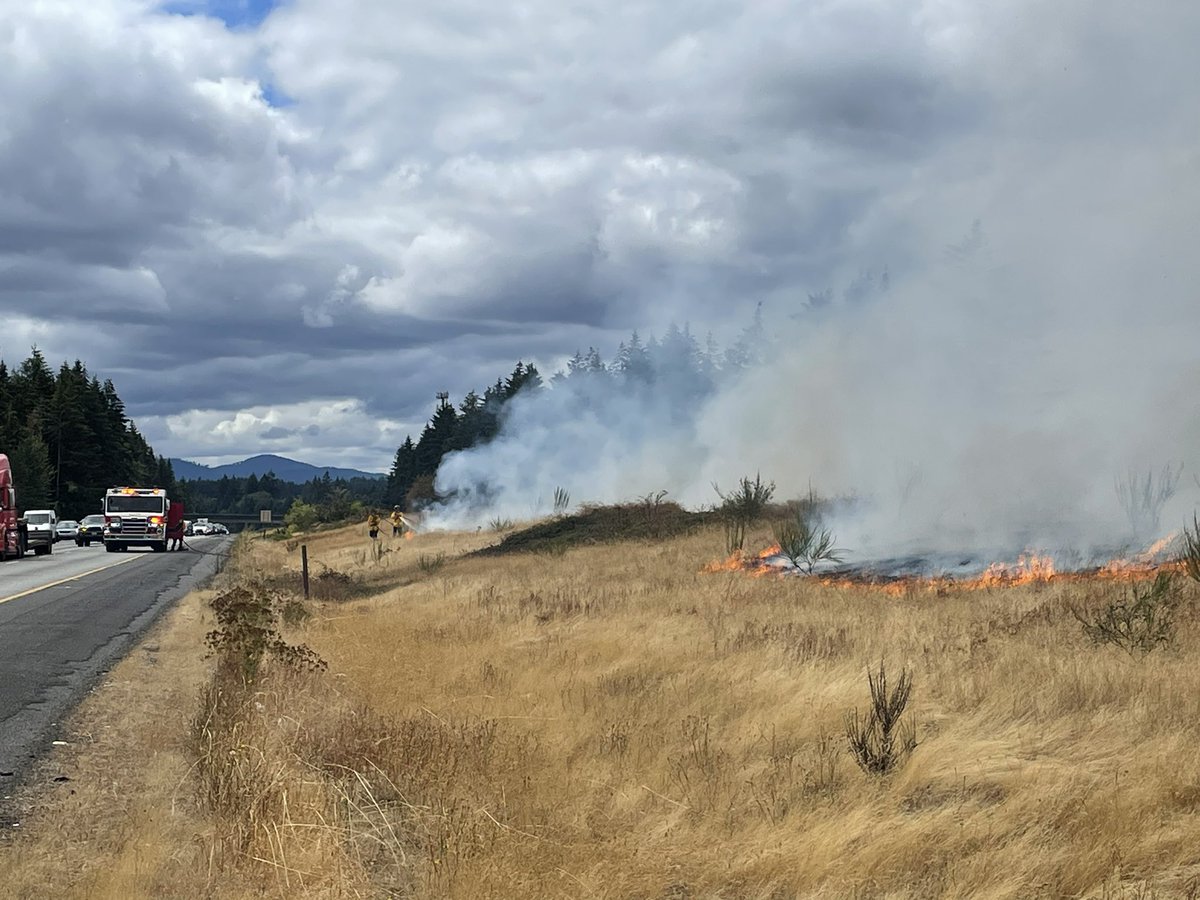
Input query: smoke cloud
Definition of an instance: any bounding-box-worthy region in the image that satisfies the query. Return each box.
[432,1,1200,568]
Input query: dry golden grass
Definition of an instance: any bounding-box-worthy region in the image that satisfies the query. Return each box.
[6,520,1200,899]
[219,523,1200,898]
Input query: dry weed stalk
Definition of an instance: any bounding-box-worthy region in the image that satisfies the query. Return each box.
[844,660,917,776]
[1115,463,1183,538]
[1182,512,1200,584]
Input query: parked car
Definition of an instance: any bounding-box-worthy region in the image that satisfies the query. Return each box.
[56,520,79,540]
[76,514,105,546]
[212,523,229,535]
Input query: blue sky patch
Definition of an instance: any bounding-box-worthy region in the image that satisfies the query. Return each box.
[259,81,294,108]
[161,0,280,31]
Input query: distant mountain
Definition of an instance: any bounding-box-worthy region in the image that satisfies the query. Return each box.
[171,454,385,484]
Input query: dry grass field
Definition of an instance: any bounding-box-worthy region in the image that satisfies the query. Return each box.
[4,517,1200,899]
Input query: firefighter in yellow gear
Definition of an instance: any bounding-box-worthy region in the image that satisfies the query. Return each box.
[390,508,404,536]
[367,511,381,539]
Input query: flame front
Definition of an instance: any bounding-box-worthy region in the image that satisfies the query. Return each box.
[702,534,1179,592]
[974,553,1056,588]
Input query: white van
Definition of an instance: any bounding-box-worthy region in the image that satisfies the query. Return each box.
[23,509,58,556]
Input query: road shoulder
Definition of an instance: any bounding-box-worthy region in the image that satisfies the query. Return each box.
[0,575,235,897]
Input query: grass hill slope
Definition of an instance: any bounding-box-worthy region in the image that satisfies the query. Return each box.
[4,517,1200,898]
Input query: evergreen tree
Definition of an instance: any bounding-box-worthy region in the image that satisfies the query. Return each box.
[414,397,459,476]
[479,378,507,442]
[0,362,12,450]
[450,391,491,452]
[49,362,97,510]
[725,303,766,371]
[503,361,543,398]
[9,417,54,510]
[615,331,653,385]
[13,348,54,433]
[385,436,418,507]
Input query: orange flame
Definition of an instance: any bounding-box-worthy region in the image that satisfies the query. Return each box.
[702,534,1181,594]
[701,547,781,577]
[973,553,1056,588]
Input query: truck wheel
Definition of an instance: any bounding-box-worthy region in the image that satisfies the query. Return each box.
[152,541,166,553]
[105,542,116,553]
[34,544,49,556]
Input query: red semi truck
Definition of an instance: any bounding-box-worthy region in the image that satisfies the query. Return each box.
[0,453,29,561]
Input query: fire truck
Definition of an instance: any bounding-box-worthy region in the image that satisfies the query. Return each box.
[0,453,29,561]
[103,486,171,553]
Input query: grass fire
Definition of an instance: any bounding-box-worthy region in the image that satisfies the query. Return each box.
[5,487,1200,898]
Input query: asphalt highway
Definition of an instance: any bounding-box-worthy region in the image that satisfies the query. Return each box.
[0,536,230,799]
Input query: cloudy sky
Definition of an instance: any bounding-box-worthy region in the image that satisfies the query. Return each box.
[2,0,1196,473]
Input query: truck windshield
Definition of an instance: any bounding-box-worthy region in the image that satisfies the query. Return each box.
[106,496,165,514]
[25,513,51,524]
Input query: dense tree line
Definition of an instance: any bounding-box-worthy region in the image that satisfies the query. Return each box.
[385,316,765,511]
[183,471,384,522]
[0,349,179,520]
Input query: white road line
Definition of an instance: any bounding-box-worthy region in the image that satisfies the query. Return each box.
[0,555,143,606]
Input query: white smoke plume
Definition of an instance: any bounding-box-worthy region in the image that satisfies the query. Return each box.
[432,1,1200,568]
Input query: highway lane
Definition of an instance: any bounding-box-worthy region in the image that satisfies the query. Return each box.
[0,536,230,795]
[0,540,144,603]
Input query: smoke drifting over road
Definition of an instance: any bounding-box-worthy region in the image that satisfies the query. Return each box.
[432,2,1200,566]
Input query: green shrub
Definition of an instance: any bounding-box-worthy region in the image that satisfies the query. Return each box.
[1073,572,1179,657]
[714,474,774,552]
[771,510,845,574]
[284,499,320,532]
